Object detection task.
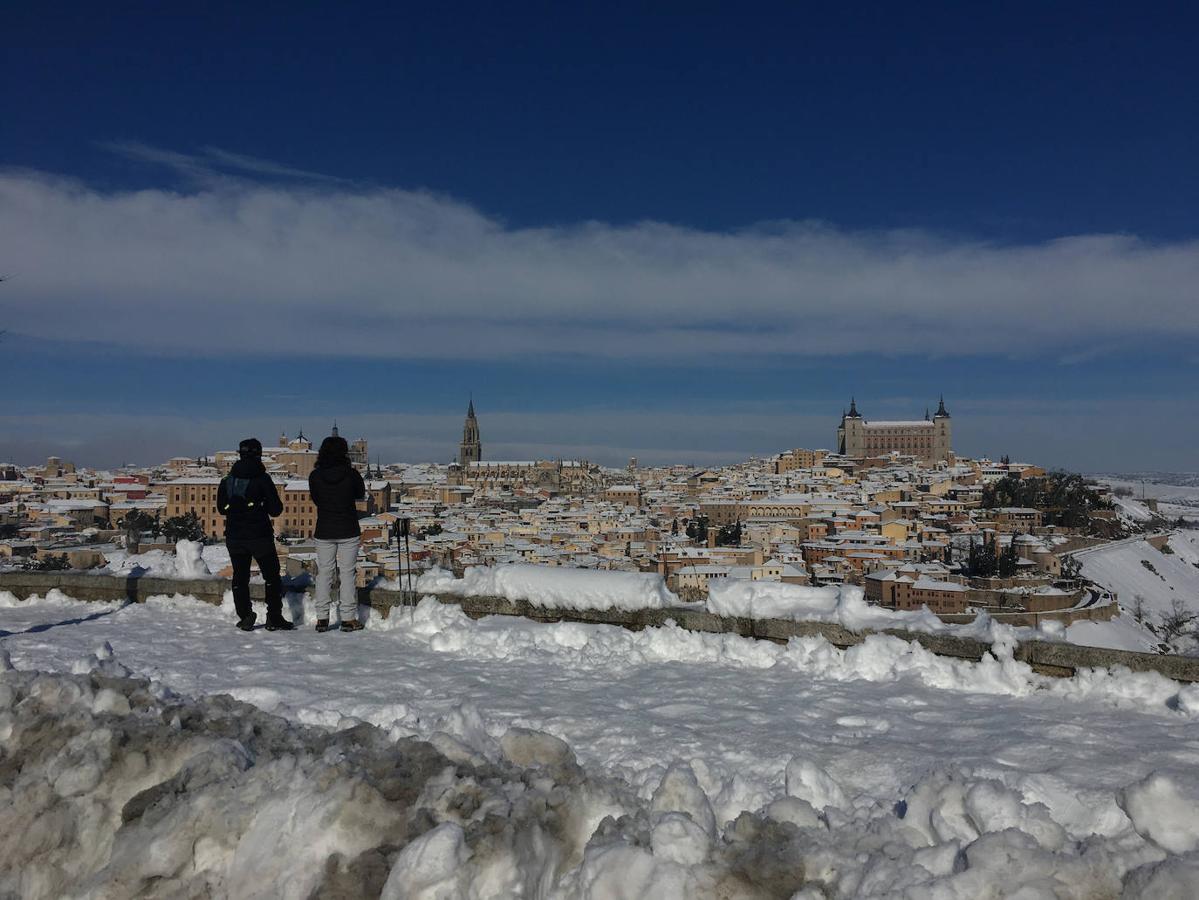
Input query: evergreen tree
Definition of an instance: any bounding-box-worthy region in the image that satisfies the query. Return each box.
[997,536,1020,578]
[162,512,205,543]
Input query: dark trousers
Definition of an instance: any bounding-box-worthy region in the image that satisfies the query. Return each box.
[227,537,282,620]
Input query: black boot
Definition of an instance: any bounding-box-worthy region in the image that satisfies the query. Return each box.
[265,616,294,631]
[236,613,257,631]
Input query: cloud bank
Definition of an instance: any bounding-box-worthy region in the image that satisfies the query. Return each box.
[1,166,1197,360]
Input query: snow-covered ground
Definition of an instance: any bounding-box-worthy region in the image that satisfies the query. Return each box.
[3,590,1199,897]
[1097,475,1199,524]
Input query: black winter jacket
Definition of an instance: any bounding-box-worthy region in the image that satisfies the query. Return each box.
[217,459,283,542]
[308,462,366,540]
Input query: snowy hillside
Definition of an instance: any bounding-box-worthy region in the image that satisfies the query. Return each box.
[1070,530,1199,654]
[3,591,1199,897]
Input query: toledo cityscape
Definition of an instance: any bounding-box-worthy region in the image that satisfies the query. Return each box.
[1,4,1197,898]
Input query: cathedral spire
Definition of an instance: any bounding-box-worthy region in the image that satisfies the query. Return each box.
[458,397,482,467]
[935,395,950,418]
[331,420,339,437]
[846,397,861,418]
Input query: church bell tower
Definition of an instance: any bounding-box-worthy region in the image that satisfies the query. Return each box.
[458,398,482,467]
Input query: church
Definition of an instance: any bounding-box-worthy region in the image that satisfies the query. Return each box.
[448,399,606,495]
[837,397,953,463]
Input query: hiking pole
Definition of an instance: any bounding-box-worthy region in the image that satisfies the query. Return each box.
[398,524,412,618]
[404,520,414,598]
[399,517,414,621]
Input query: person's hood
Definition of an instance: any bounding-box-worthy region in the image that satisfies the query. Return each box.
[230,458,266,478]
[312,462,352,484]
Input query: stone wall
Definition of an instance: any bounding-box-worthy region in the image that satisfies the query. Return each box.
[0,570,1193,683]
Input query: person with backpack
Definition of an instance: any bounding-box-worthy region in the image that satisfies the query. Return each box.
[217,438,293,632]
[308,435,367,632]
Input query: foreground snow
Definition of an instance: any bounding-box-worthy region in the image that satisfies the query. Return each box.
[3,592,1199,897]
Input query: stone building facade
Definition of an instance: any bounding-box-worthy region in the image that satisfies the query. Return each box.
[837,397,953,463]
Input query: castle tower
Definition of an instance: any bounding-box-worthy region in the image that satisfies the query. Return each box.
[932,395,952,463]
[838,397,865,456]
[458,398,482,467]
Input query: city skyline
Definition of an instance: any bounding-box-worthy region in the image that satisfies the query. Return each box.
[2,3,1197,470]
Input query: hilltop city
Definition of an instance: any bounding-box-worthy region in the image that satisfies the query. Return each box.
[3,397,1172,631]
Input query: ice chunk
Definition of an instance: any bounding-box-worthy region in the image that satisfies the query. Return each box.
[500,726,577,774]
[651,812,711,865]
[765,796,823,830]
[380,823,470,900]
[785,756,848,813]
[1118,772,1199,854]
[651,762,717,838]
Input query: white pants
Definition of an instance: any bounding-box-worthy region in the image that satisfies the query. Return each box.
[315,537,359,621]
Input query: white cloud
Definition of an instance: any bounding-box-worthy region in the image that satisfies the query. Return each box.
[1,165,1197,359]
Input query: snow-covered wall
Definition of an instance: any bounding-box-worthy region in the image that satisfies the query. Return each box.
[417,563,678,612]
[706,580,950,633]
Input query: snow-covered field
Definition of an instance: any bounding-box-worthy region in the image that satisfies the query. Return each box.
[1097,475,1199,524]
[3,589,1199,897]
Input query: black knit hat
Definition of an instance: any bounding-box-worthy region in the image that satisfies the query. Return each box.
[238,438,263,458]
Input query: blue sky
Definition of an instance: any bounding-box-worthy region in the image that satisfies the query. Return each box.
[1,2,1197,469]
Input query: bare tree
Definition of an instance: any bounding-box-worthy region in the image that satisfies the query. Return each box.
[1155,599,1199,655]
[1130,594,1148,626]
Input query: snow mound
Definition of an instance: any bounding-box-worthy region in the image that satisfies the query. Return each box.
[416,563,678,611]
[707,579,948,632]
[100,542,226,580]
[174,540,211,578]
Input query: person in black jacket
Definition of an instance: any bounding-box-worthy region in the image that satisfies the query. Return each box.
[308,435,367,632]
[216,438,292,631]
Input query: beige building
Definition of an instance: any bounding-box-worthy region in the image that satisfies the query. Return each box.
[774,448,825,474]
[837,398,953,463]
[162,478,224,538]
[605,484,642,507]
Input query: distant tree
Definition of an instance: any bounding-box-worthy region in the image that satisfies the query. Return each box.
[997,536,1020,578]
[161,512,205,543]
[671,518,679,536]
[0,522,19,539]
[1154,599,1199,655]
[1131,595,1148,626]
[966,535,999,578]
[30,554,70,571]
[120,509,157,535]
[715,521,742,547]
[982,471,1114,532]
